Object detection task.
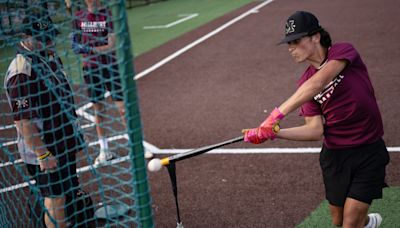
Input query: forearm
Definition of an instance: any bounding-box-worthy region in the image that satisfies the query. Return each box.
[71,32,115,54]
[244,60,344,144]
[278,60,347,116]
[93,44,113,53]
[278,80,323,115]
[93,33,115,53]
[15,120,47,156]
[277,126,323,141]
[277,115,324,141]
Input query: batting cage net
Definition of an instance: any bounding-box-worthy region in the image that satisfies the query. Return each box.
[0,0,153,227]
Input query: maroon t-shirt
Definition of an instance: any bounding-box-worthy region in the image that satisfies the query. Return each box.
[5,48,85,159]
[298,42,383,149]
[73,8,116,68]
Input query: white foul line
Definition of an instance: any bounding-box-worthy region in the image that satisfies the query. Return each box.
[153,147,400,154]
[0,135,159,169]
[0,124,14,130]
[0,142,157,193]
[75,1,272,108]
[134,0,274,80]
[143,13,199,29]
[1,146,400,193]
[2,0,400,192]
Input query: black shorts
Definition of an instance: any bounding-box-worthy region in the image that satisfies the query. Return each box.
[319,138,390,207]
[26,153,79,197]
[83,65,124,103]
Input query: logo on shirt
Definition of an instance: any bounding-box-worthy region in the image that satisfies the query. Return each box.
[81,21,106,33]
[285,20,296,34]
[15,99,29,108]
[35,19,50,31]
[314,74,345,104]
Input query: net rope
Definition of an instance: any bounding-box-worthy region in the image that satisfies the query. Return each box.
[0,1,153,227]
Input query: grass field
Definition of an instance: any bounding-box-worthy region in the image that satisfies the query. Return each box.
[297,187,400,227]
[127,0,255,56]
[0,0,255,89]
[1,1,398,226]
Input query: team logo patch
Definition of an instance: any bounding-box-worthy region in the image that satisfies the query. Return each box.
[314,74,345,104]
[35,18,51,30]
[285,20,296,34]
[15,99,29,108]
[81,21,106,33]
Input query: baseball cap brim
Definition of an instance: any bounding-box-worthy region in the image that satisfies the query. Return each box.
[277,32,308,45]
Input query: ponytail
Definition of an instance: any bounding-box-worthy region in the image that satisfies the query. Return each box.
[319,29,332,48]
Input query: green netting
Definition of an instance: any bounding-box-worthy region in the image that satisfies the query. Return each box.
[0,0,153,227]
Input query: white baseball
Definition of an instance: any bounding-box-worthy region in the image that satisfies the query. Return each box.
[147,158,162,172]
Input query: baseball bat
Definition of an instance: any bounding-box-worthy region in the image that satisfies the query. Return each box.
[161,135,244,165]
[148,135,244,171]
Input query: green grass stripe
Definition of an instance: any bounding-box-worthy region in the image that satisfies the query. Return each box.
[0,0,255,91]
[127,0,255,56]
[297,187,400,228]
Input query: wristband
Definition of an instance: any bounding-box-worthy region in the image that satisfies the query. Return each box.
[272,123,280,134]
[38,151,53,160]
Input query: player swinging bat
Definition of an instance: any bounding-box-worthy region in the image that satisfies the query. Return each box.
[147,135,245,172]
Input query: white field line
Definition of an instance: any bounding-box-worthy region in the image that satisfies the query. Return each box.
[0,1,275,193]
[2,0,400,192]
[0,159,23,168]
[2,140,17,146]
[87,134,128,146]
[0,180,36,193]
[0,124,14,130]
[76,91,110,113]
[134,0,275,80]
[76,102,94,114]
[0,140,159,193]
[0,134,158,168]
[76,109,96,122]
[0,155,131,193]
[0,122,94,132]
[70,0,273,111]
[74,1,274,108]
[1,146,399,193]
[143,13,199,29]
[3,138,398,170]
[154,147,400,154]
[81,123,96,129]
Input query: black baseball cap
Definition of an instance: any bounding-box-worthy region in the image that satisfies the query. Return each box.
[22,13,60,41]
[278,11,322,45]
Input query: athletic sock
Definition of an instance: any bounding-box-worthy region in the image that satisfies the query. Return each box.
[364,213,382,228]
[98,137,109,155]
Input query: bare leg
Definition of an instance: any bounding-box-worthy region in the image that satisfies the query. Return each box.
[44,196,66,228]
[114,100,153,159]
[342,198,369,228]
[114,100,126,126]
[64,0,72,15]
[93,102,107,140]
[93,102,114,164]
[329,204,343,227]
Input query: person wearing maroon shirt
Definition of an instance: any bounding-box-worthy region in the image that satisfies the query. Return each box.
[5,13,92,228]
[71,0,153,165]
[243,11,389,228]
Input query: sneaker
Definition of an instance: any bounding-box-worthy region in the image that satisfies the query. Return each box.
[94,150,115,165]
[367,213,382,228]
[144,151,154,159]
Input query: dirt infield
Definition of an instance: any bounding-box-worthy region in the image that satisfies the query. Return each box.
[136,0,400,227]
[0,0,398,227]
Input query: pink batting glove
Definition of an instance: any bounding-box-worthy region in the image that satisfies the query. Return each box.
[258,107,285,140]
[243,128,266,144]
